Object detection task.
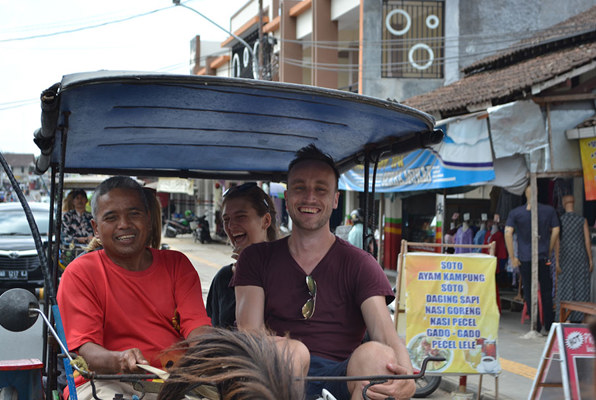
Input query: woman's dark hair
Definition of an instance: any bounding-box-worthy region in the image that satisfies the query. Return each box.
[158,328,304,400]
[222,183,278,242]
[143,187,162,249]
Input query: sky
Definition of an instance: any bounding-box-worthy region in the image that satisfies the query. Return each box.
[0,0,247,155]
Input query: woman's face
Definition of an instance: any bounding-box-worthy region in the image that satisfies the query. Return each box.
[73,193,88,211]
[222,197,271,254]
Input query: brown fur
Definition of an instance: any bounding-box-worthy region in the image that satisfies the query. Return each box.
[158,328,304,400]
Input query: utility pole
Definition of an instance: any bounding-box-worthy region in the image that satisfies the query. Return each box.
[173,0,258,77]
[258,0,264,80]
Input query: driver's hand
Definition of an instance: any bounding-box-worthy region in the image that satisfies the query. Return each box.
[117,348,149,373]
[360,363,415,400]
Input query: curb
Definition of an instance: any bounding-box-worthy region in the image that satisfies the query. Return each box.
[439,375,514,400]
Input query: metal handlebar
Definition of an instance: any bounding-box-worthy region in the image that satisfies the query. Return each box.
[301,356,446,400]
[80,355,446,400]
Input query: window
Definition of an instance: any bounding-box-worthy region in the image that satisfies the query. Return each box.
[382,0,444,78]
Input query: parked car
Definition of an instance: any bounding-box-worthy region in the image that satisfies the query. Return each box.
[0,202,50,294]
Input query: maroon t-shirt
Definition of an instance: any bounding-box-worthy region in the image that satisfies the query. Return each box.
[231,236,394,361]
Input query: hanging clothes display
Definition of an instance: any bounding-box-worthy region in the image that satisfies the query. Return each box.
[454,224,473,254]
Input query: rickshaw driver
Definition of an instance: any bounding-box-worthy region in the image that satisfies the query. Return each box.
[233,145,416,400]
[57,176,211,400]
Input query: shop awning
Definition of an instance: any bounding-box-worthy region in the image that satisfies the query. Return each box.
[146,178,194,195]
[339,113,495,193]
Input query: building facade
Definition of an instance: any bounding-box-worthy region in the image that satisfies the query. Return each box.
[190,0,596,269]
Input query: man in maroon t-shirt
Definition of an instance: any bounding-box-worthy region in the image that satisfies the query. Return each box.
[233,145,415,400]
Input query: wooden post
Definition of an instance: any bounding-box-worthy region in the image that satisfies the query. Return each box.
[394,239,407,332]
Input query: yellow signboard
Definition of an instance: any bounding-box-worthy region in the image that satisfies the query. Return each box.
[405,253,500,375]
[579,138,596,201]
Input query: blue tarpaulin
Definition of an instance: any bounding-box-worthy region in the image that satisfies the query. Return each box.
[339,114,495,192]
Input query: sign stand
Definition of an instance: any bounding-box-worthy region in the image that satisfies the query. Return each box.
[529,323,595,399]
[395,240,498,398]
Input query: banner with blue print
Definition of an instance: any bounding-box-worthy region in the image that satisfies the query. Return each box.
[339,115,495,193]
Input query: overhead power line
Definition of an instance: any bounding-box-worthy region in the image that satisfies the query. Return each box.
[0,4,174,43]
[0,99,38,111]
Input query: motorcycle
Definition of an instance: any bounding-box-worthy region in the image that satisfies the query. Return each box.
[164,214,197,238]
[194,215,213,244]
[214,210,227,240]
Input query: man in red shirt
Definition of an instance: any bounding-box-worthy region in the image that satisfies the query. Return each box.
[58,176,211,399]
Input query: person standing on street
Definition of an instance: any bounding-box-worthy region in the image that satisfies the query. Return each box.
[61,189,94,245]
[233,145,415,400]
[555,195,593,322]
[505,185,560,334]
[347,208,365,249]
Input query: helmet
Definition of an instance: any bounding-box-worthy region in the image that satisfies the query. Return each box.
[184,210,192,218]
[350,208,363,223]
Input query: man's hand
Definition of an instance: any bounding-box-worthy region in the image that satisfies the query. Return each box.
[116,348,149,373]
[353,297,416,399]
[79,342,149,374]
[509,256,521,268]
[360,363,415,400]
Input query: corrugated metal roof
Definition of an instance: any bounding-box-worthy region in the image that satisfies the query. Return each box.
[2,153,35,168]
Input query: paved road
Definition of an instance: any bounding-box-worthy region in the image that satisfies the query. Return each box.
[163,235,233,302]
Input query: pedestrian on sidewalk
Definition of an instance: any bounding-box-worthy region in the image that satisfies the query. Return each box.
[206,182,278,329]
[555,195,593,322]
[504,185,560,334]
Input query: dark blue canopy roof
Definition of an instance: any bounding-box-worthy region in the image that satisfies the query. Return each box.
[35,71,439,180]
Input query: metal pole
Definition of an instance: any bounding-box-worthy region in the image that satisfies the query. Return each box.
[530,173,538,331]
[378,193,384,264]
[363,156,370,250]
[258,0,264,79]
[173,1,258,76]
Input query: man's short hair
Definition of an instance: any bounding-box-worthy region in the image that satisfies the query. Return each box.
[288,144,340,188]
[91,176,148,219]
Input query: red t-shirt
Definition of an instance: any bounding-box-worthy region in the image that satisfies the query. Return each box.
[57,248,211,368]
[482,230,508,260]
[232,236,394,361]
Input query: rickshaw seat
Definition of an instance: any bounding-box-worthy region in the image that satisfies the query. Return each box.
[0,358,44,400]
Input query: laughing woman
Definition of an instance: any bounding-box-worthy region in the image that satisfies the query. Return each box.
[206,183,278,328]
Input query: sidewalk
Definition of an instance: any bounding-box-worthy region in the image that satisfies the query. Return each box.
[439,304,546,400]
[166,235,546,400]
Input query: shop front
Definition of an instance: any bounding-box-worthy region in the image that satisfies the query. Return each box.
[340,112,496,269]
